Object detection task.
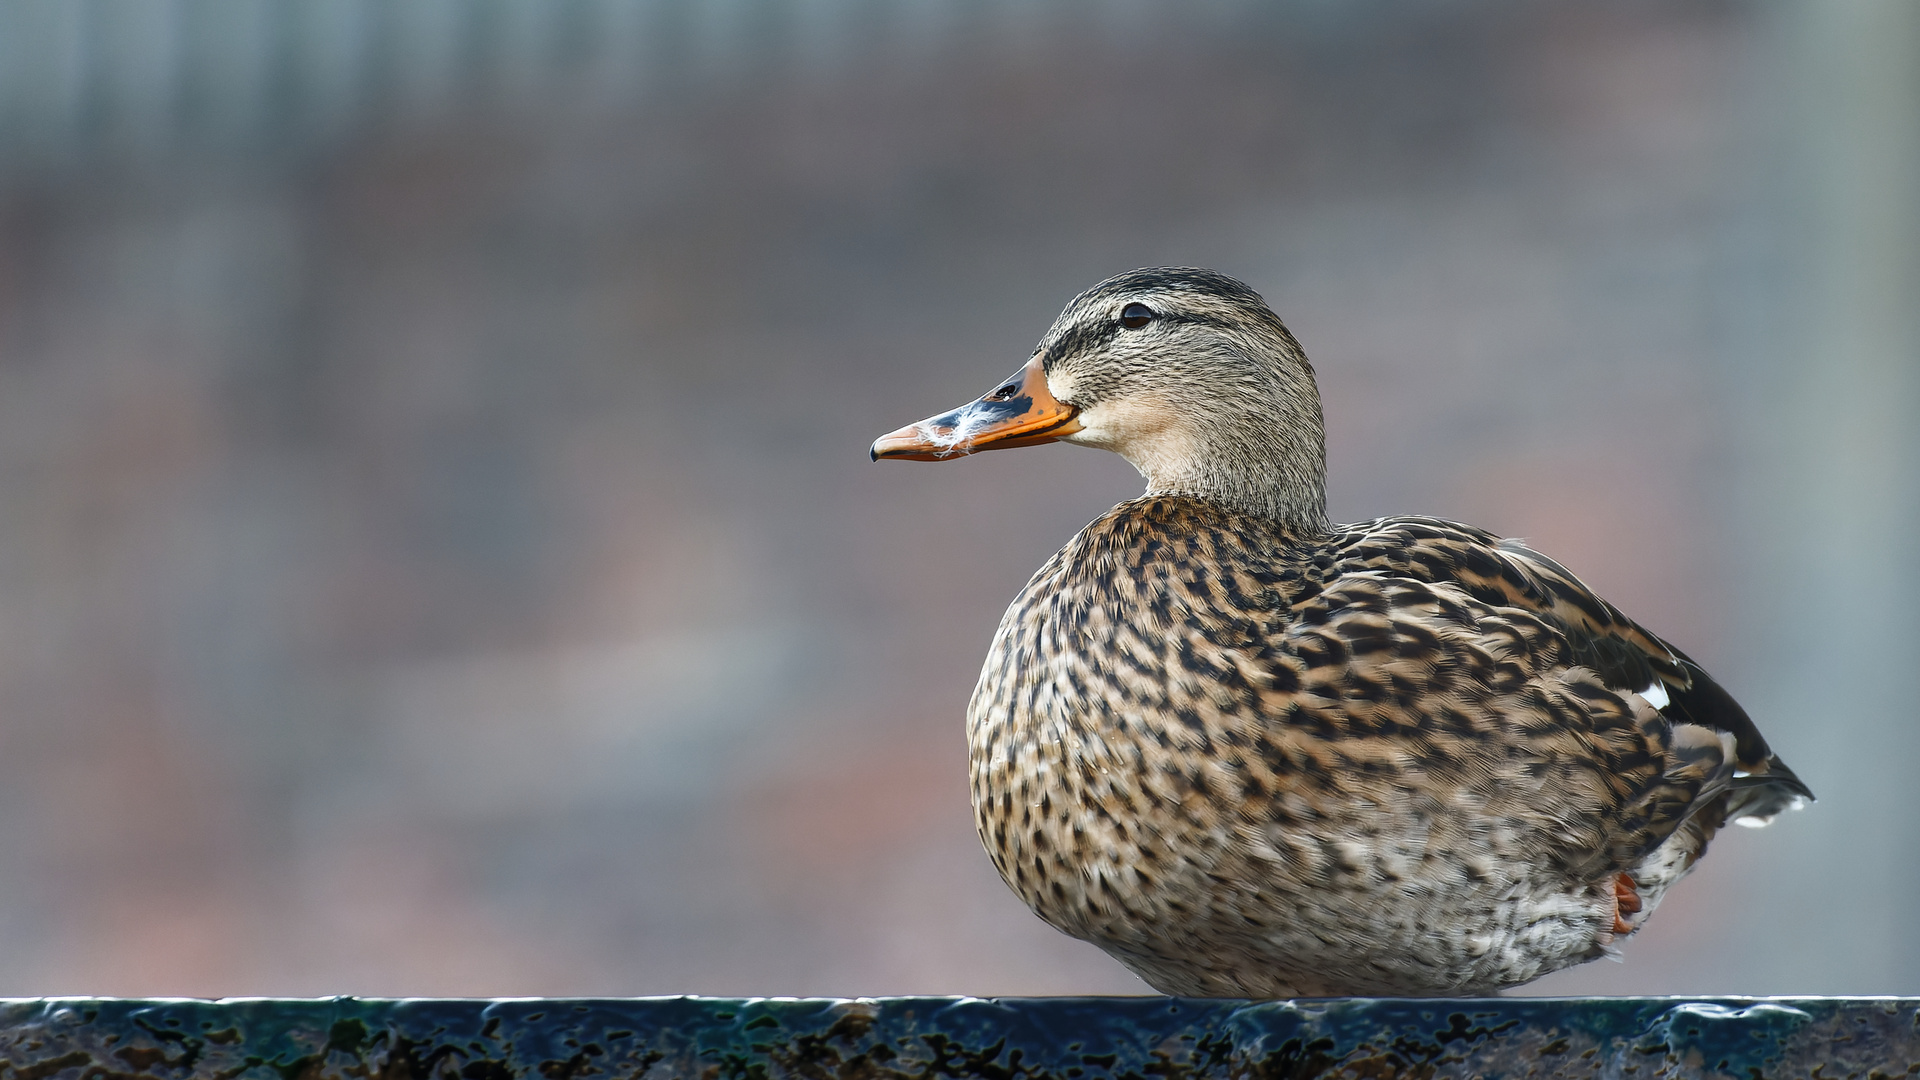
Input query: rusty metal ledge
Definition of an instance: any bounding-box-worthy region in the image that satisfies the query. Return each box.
[1,996,1915,1080]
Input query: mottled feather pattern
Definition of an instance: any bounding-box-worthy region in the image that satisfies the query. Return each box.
[968,496,1783,997]
[878,266,1807,996]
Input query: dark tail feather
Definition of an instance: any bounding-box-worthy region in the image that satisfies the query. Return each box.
[1726,755,1814,825]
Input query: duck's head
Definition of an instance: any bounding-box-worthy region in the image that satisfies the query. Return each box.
[872,267,1328,530]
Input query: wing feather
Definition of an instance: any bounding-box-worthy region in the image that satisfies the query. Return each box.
[1323,517,1810,863]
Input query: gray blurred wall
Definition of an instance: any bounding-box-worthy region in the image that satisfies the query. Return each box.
[0,0,1912,996]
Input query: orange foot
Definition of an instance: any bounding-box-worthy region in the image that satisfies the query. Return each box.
[1610,873,1643,936]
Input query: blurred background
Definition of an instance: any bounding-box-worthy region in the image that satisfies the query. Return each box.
[0,0,1914,998]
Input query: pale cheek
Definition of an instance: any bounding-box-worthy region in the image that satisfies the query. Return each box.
[1062,400,1198,481]
[1046,369,1078,402]
[1059,401,1143,451]
[1058,415,1122,451]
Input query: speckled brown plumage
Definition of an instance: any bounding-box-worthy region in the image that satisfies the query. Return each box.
[875,267,1811,997]
[969,498,1804,996]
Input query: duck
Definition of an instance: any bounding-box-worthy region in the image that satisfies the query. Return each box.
[869,267,1811,997]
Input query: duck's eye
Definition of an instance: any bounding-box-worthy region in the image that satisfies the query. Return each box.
[1119,303,1155,330]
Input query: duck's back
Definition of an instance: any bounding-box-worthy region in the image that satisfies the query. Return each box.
[966,495,1805,997]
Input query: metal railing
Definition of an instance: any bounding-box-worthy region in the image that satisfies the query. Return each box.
[2,996,1915,1079]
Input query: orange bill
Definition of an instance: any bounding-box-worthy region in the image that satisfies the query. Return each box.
[870,358,1083,461]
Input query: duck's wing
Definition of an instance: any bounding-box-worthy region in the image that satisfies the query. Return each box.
[1486,537,1812,823]
[1333,517,1813,826]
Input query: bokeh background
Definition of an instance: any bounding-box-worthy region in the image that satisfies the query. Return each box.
[0,0,1914,998]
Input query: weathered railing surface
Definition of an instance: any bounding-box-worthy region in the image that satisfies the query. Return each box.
[1,996,1914,1080]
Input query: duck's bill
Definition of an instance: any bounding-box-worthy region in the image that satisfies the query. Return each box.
[870,358,1083,461]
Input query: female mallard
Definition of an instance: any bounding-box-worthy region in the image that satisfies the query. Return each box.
[871,267,1810,997]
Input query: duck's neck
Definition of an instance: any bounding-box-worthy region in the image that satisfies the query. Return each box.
[1127,414,1330,533]
[1143,455,1329,534]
